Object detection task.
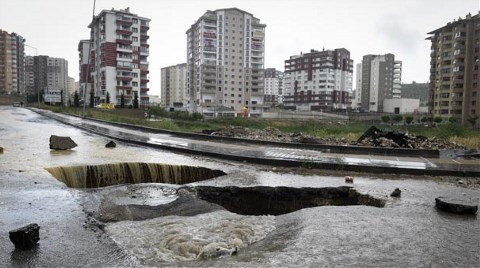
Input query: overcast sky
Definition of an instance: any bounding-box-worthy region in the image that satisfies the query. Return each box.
[1,0,478,96]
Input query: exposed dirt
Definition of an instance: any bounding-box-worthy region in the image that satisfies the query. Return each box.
[203,126,466,150]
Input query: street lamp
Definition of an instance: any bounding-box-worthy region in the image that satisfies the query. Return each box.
[25,44,39,107]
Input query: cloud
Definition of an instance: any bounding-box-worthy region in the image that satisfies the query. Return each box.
[376,14,423,54]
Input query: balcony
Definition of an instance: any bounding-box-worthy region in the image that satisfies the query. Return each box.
[116,18,133,26]
[251,89,263,96]
[140,87,149,93]
[116,38,132,45]
[140,25,149,30]
[141,78,149,83]
[116,75,132,81]
[140,34,149,40]
[202,80,216,87]
[116,29,132,35]
[116,85,132,90]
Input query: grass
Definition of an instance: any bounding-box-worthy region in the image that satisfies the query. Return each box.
[33,105,480,149]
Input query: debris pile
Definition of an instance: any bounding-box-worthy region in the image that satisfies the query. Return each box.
[202,125,465,150]
[354,126,465,150]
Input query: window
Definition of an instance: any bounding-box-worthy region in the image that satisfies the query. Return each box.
[132,37,138,42]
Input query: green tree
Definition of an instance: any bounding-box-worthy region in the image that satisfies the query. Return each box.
[421,116,428,123]
[467,115,478,128]
[405,116,414,125]
[120,94,125,108]
[433,116,443,124]
[89,90,94,108]
[106,92,110,103]
[133,92,139,109]
[381,115,390,124]
[448,117,457,123]
[74,91,80,107]
[392,115,403,125]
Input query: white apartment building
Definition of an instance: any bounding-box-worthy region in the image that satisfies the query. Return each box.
[283,49,353,111]
[186,8,266,117]
[87,7,150,106]
[264,68,284,104]
[356,54,402,112]
[161,63,187,110]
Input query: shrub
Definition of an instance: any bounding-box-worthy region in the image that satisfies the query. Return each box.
[433,116,443,124]
[381,115,390,123]
[405,116,414,125]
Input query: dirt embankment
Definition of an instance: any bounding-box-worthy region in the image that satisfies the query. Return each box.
[202,125,466,150]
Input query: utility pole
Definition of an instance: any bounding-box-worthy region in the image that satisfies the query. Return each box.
[83,0,96,118]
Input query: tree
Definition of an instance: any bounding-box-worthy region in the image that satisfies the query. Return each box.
[405,116,414,125]
[89,90,94,108]
[74,91,80,107]
[381,115,390,124]
[392,115,403,125]
[106,92,110,103]
[120,94,125,108]
[467,115,478,128]
[133,92,139,109]
[448,117,457,123]
[433,116,443,125]
[421,116,428,123]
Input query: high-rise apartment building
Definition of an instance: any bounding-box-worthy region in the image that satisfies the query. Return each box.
[0,30,26,94]
[78,40,93,99]
[355,54,402,112]
[25,55,69,101]
[427,12,480,127]
[87,7,150,106]
[283,49,353,111]
[161,63,187,110]
[186,8,266,117]
[264,68,284,105]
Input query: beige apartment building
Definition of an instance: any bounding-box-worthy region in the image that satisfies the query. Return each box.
[427,12,480,127]
[186,8,266,117]
[161,63,187,110]
[0,30,25,94]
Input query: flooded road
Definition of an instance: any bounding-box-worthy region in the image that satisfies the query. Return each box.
[0,107,479,267]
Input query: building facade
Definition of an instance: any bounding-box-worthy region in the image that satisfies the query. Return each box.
[0,30,26,94]
[186,8,266,117]
[427,12,480,127]
[264,68,284,105]
[161,63,187,110]
[25,55,69,102]
[78,39,93,101]
[355,54,402,112]
[283,49,353,111]
[87,7,150,106]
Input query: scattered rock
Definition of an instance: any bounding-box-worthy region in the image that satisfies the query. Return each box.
[0,146,3,153]
[390,188,401,197]
[345,176,354,183]
[9,223,40,250]
[49,135,77,150]
[435,196,478,215]
[105,141,116,148]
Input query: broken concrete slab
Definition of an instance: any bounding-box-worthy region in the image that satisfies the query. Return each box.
[435,196,478,215]
[9,223,40,250]
[49,135,77,150]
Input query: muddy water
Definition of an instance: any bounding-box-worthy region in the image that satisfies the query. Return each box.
[1,107,479,267]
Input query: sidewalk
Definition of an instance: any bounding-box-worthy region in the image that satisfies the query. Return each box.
[33,108,480,177]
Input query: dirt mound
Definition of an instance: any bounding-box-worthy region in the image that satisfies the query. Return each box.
[203,125,465,150]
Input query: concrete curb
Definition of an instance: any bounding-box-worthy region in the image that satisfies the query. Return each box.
[69,113,440,158]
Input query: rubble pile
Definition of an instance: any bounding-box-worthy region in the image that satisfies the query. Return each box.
[203,125,465,150]
[354,126,465,150]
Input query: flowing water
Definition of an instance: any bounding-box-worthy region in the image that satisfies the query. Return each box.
[0,107,479,267]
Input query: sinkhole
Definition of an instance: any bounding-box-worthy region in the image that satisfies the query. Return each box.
[46,162,226,188]
[193,186,386,216]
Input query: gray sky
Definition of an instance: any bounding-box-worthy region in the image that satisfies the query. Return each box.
[1,0,478,96]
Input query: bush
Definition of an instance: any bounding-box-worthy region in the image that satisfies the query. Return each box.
[434,116,443,124]
[392,115,403,124]
[381,115,390,123]
[405,116,414,125]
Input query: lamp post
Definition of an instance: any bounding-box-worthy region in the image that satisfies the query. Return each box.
[25,44,38,107]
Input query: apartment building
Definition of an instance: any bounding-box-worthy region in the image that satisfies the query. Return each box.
[25,55,69,102]
[0,30,26,94]
[283,48,353,111]
[186,8,266,117]
[161,63,187,110]
[264,68,284,105]
[87,7,150,106]
[427,12,480,127]
[355,54,402,112]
